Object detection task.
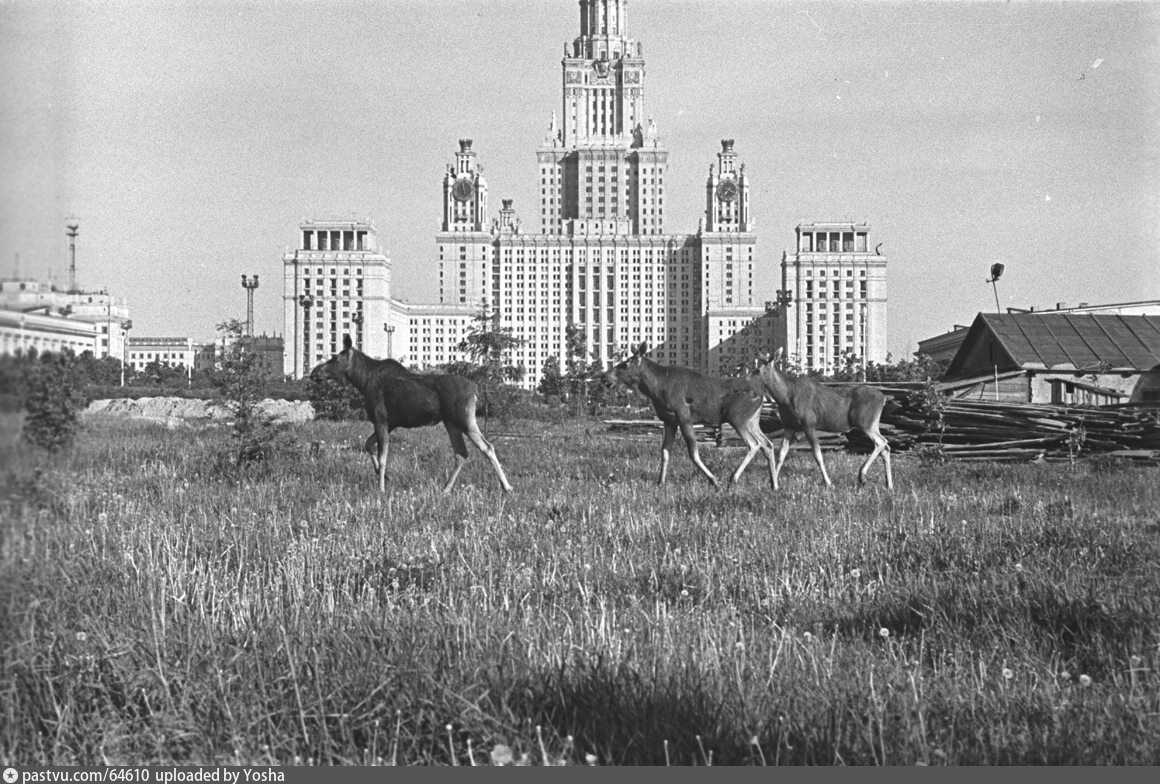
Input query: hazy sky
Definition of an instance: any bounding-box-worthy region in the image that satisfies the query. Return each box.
[2,0,1157,358]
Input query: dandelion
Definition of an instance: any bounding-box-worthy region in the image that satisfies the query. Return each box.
[1079,674,1092,687]
[97,513,108,524]
[585,753,598,766]
[1014,563,1023,572]
[75,631,87,643]
[1060,671,1071,681]
[490,744,513,766]
[879,627,890,639]
[850,568,861,580]
[680,589,689,598]
[1002,667,1013,680]
[803,631,813,642]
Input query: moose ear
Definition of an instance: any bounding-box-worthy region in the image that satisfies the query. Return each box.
[343,334,353,350]
[635,341,648,357]
[774,347,785,362]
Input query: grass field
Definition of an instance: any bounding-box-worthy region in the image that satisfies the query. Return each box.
[2,411,1158,765]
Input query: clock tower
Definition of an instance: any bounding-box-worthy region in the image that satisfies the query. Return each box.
[705,139,750,232]
[437,139,491,307]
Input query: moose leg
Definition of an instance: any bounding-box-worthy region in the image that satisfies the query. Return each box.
[374,424,390,493]
[729,416,776,489]
[658,421,677,485]
[463,421,514,493]
[774,430,799,485]
[365,433,380,472]
[859,429,893,490]
[681,421,721,488]
[441,424,472,493]
[805,429,834,488]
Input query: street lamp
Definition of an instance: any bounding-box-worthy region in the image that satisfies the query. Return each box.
[384,323,395,358]
[351,311,364,350]
[241,275,260,337]
[298,293,314,378]
[120,319,133,386]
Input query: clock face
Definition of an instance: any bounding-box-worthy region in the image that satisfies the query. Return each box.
[453,178,475,202]
[716,179,738,203]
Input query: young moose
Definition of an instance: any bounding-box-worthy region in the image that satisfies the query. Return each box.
[310,335,513,494]
[754,349,893,490]
[606,342,777,488]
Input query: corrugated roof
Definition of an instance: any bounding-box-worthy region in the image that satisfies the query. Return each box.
[980,313,1160,371]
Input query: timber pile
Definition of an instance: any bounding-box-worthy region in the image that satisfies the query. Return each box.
[604,388,1160,463]
[761,390,1160,463]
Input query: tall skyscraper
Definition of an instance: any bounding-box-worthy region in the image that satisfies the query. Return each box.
[283,1,887,385]
[417,0,772,388]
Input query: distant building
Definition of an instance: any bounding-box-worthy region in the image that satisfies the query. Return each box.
[249,333,285,381]
[938,312,1160,405]
[775,223,888,373]
[127,336,197,380]
[0,307,97,356]
[280,1,777,386]
[0,278,131,360]
[282,219,393,379]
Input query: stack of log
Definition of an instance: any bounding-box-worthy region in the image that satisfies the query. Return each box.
[762,388,1160,464]
[602,390,1160,464]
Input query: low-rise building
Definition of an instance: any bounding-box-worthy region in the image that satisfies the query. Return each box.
[939,312,1160,405]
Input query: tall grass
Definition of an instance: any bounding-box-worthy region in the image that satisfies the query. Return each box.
[2,412,1157,765]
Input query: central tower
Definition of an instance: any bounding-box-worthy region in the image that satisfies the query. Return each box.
[538,0,668,236]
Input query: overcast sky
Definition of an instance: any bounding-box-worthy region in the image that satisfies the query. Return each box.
[2,0,1157,358]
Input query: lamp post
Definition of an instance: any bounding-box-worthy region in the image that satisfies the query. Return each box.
[120,319,132,386]
[298,293,314,378]
[384,323,395,358]
[351,311,363,350]
[241,275,259,337]
[986,263,1005,314]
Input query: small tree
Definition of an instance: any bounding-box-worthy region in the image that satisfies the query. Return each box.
[457,302,525,421]
[210,319,292,467]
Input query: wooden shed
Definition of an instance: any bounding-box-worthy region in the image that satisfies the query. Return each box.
[938,313,1160,405]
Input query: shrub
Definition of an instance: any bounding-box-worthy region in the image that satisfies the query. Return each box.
[21,352,86,453]
[209,320,297,469]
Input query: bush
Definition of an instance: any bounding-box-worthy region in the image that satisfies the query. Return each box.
[307,375,365,421]
[21,353,86,453]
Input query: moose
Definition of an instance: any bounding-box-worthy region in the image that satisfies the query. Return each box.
[606,342,778,489]
[754,348,893,490]
[310,335,514,494]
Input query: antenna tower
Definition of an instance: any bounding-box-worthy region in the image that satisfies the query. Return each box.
[66,221,80,293]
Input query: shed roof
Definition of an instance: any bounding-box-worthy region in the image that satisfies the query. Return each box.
[945,313,1160,377]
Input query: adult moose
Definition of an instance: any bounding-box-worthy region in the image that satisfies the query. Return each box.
[754,348,893,490]
[606,342,777,489]
[310,335,513,494]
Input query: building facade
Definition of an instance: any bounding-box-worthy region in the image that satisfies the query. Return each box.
[281,1,889,386]
[776,223,888,374]
[0,278,131,360]
[282,219,393,378]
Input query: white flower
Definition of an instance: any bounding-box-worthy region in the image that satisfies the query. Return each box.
[878,627,890,639]
[1079,674,1092,687]
[850,568,861,579]
[1002,667,1013,680]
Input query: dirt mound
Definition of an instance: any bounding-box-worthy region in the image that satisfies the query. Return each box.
[84,397,315,425]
